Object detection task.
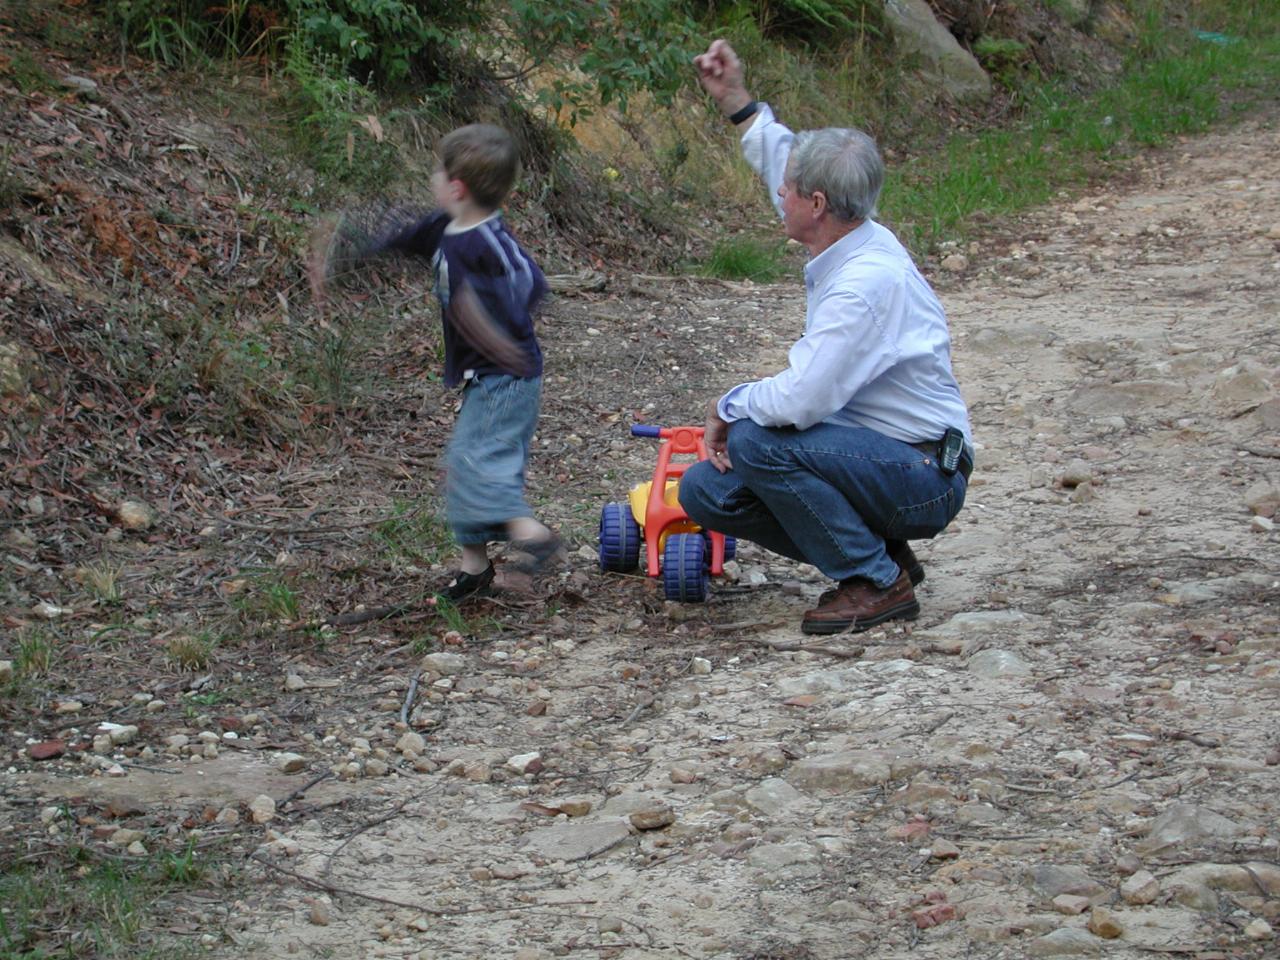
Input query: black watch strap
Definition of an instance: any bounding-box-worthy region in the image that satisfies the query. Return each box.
[727,100,759,125]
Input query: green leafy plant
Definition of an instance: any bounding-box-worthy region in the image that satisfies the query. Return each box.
[745,0,881,38]
[281,35,399,191]
[260,580,301,620]
[410,633,436,656]
[105,0,208,67]
[289,0,460,82]
[159,838,204,884]
[432,597,473,635]
[510,0,698,121]
[973,36,1032,90]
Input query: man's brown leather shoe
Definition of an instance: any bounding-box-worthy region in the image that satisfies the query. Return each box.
[818,542,924,605]
[802,568,920,635]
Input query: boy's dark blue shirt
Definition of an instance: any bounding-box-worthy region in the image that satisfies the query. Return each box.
[379,210,546,387]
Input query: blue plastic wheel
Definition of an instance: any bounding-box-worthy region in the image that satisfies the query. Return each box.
[704,531,736,563]
[599,502,641,572]
[663,532,708,602]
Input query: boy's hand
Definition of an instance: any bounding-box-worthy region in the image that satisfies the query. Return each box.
[307,215,340,312]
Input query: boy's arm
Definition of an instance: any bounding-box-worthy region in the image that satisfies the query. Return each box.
[447,281,536,377]
[309,206,449,299]
[373,207,449,259]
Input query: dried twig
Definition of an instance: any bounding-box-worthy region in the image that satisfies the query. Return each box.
[620,693,655,727]
[1167,730,1221,749]
[254,854,604,917]
[327,603,414,627]
[917,711,956,736]
[738,637,866,659]
[278,768,334,809]
[1004,782,1063,796]
[1240,443,1280,460]
[399,672,423,725]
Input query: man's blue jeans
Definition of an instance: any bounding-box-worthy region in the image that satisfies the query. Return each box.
[678,420,966,589]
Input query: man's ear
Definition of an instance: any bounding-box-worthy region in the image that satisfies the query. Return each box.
[809,190,828,219]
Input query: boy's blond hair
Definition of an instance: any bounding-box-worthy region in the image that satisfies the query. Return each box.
[440,124,520,210]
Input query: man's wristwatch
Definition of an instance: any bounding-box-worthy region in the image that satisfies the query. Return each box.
[727,100,759,125]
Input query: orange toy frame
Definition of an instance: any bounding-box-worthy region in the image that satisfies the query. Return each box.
[630,424,727,579]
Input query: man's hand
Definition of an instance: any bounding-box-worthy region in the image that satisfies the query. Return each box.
[704,401,733,473]
[694,39,753,120]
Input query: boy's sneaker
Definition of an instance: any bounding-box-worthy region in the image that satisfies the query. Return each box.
[508,534,564,575]
[438,563,495,602]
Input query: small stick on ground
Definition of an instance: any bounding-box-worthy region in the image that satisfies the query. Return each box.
[620,693,655,727]
[327,604,414,627]
[918,710,956,736]
[253,854,605,916]
[740,637,866,659]
[400,672,422,725]
[278,768,334,809]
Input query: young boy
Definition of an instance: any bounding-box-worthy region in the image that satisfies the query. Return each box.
[313,124,560,601]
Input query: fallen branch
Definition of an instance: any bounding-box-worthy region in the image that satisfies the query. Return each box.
[711,619,789,632]
[115,761,181,775]
[253,854,453,914]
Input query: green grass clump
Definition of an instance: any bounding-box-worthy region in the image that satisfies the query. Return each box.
[15,630,55,678]
[0,838,209,958]
[164,631,220,671]
[372,501,454,565]
[699,236,793,282]
[3,49,56,93]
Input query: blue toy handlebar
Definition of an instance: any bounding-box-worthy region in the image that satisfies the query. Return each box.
[630,425,662,438]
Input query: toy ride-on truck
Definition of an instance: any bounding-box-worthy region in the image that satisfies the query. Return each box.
[597,424,735,602]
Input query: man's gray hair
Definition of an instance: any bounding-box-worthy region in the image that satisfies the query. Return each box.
[789,128,884,223]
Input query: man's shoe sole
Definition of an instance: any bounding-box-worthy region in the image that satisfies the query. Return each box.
[800,599,921,636]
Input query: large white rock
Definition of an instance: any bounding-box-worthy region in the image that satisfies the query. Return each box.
[883,0,992,103]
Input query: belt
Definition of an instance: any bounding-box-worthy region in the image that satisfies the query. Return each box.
[911,440,974,482]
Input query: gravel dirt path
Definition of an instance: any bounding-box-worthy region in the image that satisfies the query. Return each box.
[7,110,1279,959]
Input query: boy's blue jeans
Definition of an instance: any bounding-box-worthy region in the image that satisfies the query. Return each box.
[678,420,966,588]
[446,373,541,545]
